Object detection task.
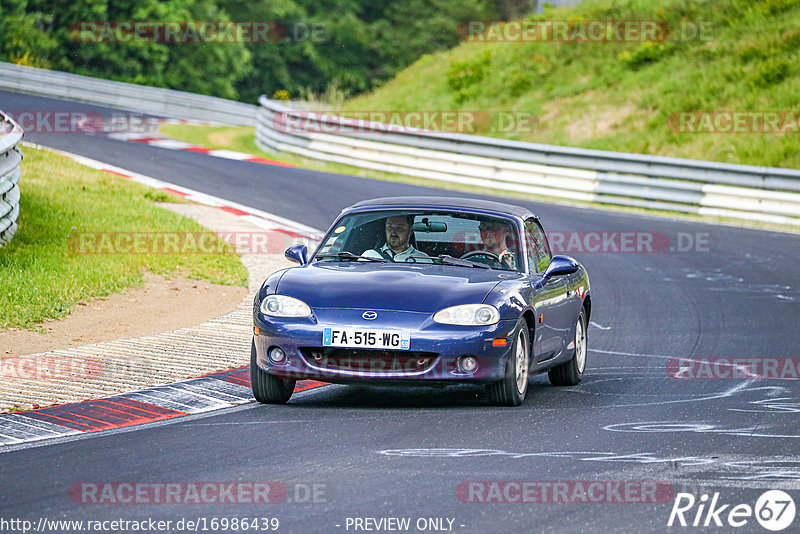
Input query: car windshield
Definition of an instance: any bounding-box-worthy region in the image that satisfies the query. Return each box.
[314,209,522,271]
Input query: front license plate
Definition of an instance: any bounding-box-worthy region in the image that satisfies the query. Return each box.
[322,328,410,350]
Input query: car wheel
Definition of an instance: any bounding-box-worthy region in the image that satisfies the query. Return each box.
[250,339,296,404]
[486,318,529,406]
[548,308,587,386]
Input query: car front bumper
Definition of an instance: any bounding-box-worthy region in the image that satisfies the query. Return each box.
[253,308,518,384]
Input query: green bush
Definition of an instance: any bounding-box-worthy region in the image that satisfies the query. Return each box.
[447,51,492,103]
[752,58,790,87]
[619,42,674,69]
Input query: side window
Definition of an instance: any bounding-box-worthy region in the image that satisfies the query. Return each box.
[524,218,552,273]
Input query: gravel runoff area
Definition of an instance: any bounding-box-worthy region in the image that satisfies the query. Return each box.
[0,204,293,412]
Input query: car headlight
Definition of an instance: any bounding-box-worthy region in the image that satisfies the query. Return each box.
[260,295,312,317]
[433,304,500,326]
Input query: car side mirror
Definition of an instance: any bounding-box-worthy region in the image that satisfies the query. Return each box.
[285,244,308,265]
[542,255,578,280]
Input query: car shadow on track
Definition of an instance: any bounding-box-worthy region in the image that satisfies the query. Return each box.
[289,383,495,409]
[276,374,592,410]
[284,376,575,409]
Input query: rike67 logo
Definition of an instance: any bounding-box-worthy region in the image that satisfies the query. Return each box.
[668,490,796,531]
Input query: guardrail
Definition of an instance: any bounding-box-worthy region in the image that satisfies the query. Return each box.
[256,97,800,226]
[0,62,256,126]
[0,110,23,246]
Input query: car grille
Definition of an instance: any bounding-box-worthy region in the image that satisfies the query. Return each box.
[300,348,437,374]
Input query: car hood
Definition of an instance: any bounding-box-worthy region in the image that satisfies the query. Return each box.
[276,262,520,313]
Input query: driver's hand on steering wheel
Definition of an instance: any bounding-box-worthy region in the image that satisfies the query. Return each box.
[498,250,515,268]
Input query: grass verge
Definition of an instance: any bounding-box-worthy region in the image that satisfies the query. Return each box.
[346,0,800,169]
[0,146,248,329]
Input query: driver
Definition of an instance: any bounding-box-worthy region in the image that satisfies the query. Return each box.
[477,220,516,269]
[363,215,431,262]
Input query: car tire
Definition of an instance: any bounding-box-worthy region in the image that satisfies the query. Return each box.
[251,339,296,404]
[548,308,587,386]
[486,318,529,406]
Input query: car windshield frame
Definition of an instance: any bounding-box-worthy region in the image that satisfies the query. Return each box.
[311,206,527,272]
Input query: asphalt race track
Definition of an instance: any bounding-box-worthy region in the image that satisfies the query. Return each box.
[2,91,800,533]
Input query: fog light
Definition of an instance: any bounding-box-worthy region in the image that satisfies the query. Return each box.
[269,347,286,363]
[458,356,478,374]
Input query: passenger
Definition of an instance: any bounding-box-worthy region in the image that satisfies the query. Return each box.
[363,215,431,262]
[478,220,516,269]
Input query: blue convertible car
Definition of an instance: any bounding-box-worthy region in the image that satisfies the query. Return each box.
[251,197,591,406]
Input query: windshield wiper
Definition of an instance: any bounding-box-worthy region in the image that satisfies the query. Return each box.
[435,254,490,269]
[315,252,389,262]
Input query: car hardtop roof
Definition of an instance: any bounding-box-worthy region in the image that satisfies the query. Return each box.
[347,196,536,220]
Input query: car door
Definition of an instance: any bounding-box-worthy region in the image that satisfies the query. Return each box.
[524,218,572,361]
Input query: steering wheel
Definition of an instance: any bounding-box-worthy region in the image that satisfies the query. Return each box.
[460,250,503,267]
